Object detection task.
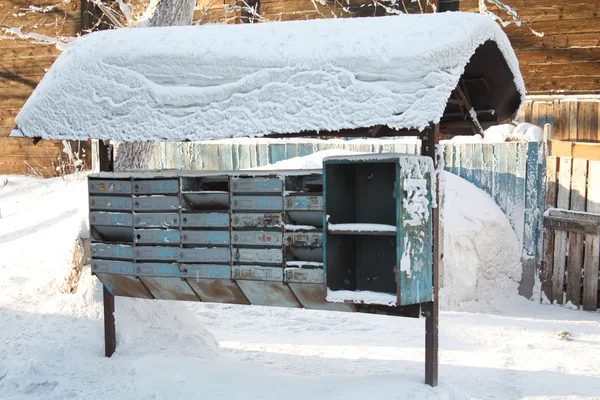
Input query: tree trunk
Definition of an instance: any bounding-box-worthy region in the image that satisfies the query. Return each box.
[114,0,196,172]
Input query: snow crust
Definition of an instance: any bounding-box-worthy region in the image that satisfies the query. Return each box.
[443,122,544,144]
[15,12,524,141]
[326,289,398,306]
[328,223,397,233]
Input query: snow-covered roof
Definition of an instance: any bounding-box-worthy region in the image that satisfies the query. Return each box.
[13,12,525,142]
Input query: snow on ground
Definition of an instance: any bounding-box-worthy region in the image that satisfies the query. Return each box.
[14,12,524,142]
[441,123,544,144]
[1,160,600,399]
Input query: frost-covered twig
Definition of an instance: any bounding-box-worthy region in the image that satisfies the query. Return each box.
[0,26,75,49]
[479,0,544,37]
[20,0,72,13]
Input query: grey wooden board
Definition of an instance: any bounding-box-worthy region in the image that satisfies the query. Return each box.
[553,157,572,305]
[567,158,588,307]
[288,283,357,312]
[90,212,133,227]
[231,195,283,211]
[543,156,558,302]
[139,277,200,301]
[544,216,599,235]
[186,279,250,304]
[236,280,302,308]
[132,179,178,194]
[180,264,231,279]
[181,213,229,228]
[583,160,600,311]
[231,177,283,193]
[232,231,283,246]
[181,230,229,245]
[284,267,324,284]
[232,265,283,281]
[89,180,132,194]
[89,196,132,211]
[134,213,179,228]
[95,274,153,299]
[134,229,181,244]
[231,213,283,228]
[133,196,179,211]
[91,243,133,260]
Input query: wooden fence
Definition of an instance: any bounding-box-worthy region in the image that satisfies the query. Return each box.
[543,156,600,310]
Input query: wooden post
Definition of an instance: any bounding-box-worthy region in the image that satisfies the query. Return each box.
[421,124,439,387]
[98,139,116,357]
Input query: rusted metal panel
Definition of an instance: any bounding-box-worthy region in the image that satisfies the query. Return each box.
[134,246,180,261]
[89,196,132,211]
[89,180,132,194]
[284,231,322,247]
[133,179,178,194]
[180,264,231,279]
[186,279,250,305]
[231,212,283,228]
[232,231,283,246]
[180,248,230,263]
[284,266,323,283]
[133,196,179,211]
[288,283,357,312]
[139,277,200,301]
[233,248,283,264]
[231,177,283,193]
[91,243,133,259]
[232,265,283,281]
[236,280,302,308]
[231,195,283,211]
[284,195,323,210]
[134,213,179,228]
[181,230,230,245]
[96,274,154,299]
[90,212,133,227]
[181,213,229,228]
[134,229,181,244]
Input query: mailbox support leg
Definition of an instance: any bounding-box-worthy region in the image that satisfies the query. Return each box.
[103,285,117,357]
[421,124,439,387]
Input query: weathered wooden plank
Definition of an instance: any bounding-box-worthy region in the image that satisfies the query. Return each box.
[217,143,234,170]
[471,143,483,189]
[493,143,509,215]
[572,142,600,161]
[524,142,540,256]
[579,102,599,142]
[552,156,572,304]
[481,143,494,197]
[524,76,600,95]
[285,142,299,160]
[257,142,270,167]
[513,142,527,247]
[583,161,600,311]
[237,143,256,170]
[568,101,580,141]
[270,143,286,164]
[443,143,453,173]
[542,156,558,301]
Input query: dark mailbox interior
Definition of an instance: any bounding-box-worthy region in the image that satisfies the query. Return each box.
[325,161,397,295]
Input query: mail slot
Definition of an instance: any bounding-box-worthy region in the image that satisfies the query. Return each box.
[135,262,181,277]
[230,177,283,193]
[91,226,133,243]
[182,192,229,210]
[284,195,323,210]
[232,231,283,246]
[181,230,230,245]
[233,248,283,264]
[92,259,135,275]
[180,264,231,279]
[134,213,179,228]
[180,247,230,263]
[133,179,178,194]
[133,196,179,211]
[90,212,133,227]
[284,232,323,247]
[134,246,180,261]
[134,229,181,244]
[231,213,282,228]
[232,265,283,282]
[89,180,132,194]
[89,196,132,211]
[181,213,229,228]
[231,196,282,211]
[91,243,133,259]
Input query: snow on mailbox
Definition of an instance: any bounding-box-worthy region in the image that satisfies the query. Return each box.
[323,154,434,306]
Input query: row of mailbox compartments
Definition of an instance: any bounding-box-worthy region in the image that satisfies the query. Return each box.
[92,261,324,284]
[91,244,323,264]
[89,212,322,229]
[91,229,323,247]
[88,176,322,195]
[88,194,323,212]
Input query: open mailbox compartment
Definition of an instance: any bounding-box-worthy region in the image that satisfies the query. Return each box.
[323,154,435,306]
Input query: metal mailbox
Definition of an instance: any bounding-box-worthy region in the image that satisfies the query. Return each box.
[232,265,283,282]
[89,180,132,194]
[181,213,229,228]
[232,231,283,246]
[231,213,282,228]
[231,195,283,211]
[284,267,324,284]
[90,212,133,227]
[134,213,179,228]
[91,243,133,259]
[90,196,132,211]
[231,177,283,193]
[284,195,323,210]
[133,196,179,211]
[181,230,230,245]
[133,179,178,194]
[92,260,135,275]
[284,232,322,247]
[135,262,182,277]
[180,264,231,279]
[134,246,180,261]
[180,247,230,263]
[233,248,283,264]
[134,229,181,244]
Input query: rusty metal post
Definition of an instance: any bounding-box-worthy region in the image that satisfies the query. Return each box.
[421,124,439,387]
[98,139,116,357]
